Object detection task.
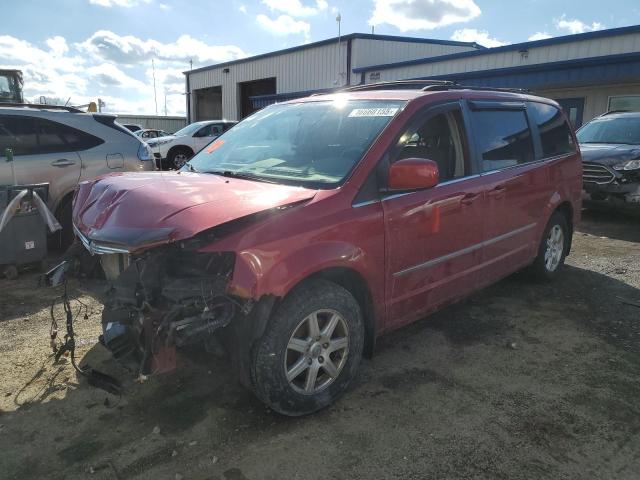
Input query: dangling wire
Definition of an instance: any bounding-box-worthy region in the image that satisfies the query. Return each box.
[49,280,123,402]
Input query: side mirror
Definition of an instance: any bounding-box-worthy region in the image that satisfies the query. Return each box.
[388,158,439,190]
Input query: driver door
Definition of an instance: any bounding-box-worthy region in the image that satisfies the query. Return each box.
[382,103,487,328]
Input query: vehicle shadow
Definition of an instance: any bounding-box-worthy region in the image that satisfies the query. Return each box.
[578,208,640,243]
[3,263,640,480]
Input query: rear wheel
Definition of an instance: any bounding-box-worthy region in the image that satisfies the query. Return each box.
[168,147,193,170]
[530,212,569,280]
[250,279,364,416]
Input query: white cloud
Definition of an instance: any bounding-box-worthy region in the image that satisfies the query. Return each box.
[554,15,604,34]
[369,0,480,32]
[78,30,248,66]
[159,3,170,9]
[261,0,328,17]
[46,36,69,56]
[89,0,151,7]
[87,63,148,90]
[239,4,247,13]
[451,28,507,48]
[0,30,245,115]
[256,14,311,39]
[528,32,552,41]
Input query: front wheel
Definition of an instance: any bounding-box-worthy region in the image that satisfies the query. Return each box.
[250,279,364,416]
[168,147,192,170]
[530,212,569,280]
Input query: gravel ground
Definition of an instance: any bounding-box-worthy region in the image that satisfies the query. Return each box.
[0,209,639,480]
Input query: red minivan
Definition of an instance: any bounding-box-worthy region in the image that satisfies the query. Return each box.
[70,81,582,415]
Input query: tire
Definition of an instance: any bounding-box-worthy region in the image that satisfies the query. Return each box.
[168,147,193,170]
[3,264,18,280]
[530,211,569,281]
[48,199,74,252]
[250,279,364,416]
[58,200,75,250]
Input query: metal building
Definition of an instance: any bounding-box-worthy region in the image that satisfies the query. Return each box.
[185,34,482,122]
[115,114,186,133]
[185,25,640,127]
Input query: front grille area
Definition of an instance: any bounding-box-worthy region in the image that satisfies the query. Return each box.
[583,163,615,184]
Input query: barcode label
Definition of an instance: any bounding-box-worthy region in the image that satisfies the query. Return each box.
[348,107,399,118]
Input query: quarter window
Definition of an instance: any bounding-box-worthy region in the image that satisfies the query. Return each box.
[471,109,534,172]
[529,102,576,158]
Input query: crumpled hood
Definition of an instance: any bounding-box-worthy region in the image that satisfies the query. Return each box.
[580,143,640,166]
[73,171,317,250]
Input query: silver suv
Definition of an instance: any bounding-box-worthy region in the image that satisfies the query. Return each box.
[0,104,155,245]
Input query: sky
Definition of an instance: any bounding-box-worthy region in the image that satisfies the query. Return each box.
[1,0,638,116]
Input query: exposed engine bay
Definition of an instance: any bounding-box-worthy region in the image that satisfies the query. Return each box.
[52,242,252,378]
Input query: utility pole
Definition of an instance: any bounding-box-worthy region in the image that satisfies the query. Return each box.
[164,88,168,116]
[152,58,158,115]
[336,13,342,87]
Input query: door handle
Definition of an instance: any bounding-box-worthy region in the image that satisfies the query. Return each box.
[51,159,76,167]
[461,192,480,205]
[487,184,506,197]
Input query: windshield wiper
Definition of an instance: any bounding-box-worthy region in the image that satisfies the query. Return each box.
[184,162,199,173]
[207,170,279,184]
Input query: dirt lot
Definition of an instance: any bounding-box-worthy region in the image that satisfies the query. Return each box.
[1,209,639,480]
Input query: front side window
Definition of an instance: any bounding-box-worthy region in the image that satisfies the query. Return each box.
[577,116,640,145]
[471,109,534,172]
[394,108,469,181]
[529,102,576,158]
[188,99,405,188]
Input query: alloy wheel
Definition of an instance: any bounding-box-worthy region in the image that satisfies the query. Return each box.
[284,309,349,395]
[544,224,564,272]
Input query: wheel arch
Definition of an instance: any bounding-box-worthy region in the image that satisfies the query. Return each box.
[167,144,194,158]
[554,201,574,255]
[299,267,377,358]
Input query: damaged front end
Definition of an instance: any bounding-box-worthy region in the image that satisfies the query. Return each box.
[67,230,251,376]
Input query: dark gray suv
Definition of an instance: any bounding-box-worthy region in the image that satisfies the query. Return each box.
[578,111,640,210]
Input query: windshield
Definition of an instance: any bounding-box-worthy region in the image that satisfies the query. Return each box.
[173,122,207,137]
[577,116,640,145]
[188,99,405,188]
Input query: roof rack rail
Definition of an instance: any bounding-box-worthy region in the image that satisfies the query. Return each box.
[0,102,83,113]
[441,85,531,94]
[340,80,455,92]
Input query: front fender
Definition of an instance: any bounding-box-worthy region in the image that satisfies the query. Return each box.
[227,241,369,300]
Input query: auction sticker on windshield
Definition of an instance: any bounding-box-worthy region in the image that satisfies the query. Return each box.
[348,107,399,117]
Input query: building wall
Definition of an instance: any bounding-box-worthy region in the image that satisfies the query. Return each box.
[350,38,476,83]
[189,41,348,120]
[115,115,186,133]
[187,37,478,120]
[538,82,640,123]
[363,31,640,83]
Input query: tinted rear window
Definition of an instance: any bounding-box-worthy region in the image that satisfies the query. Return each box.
[471,109,534,172]
[529,102,576,157]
